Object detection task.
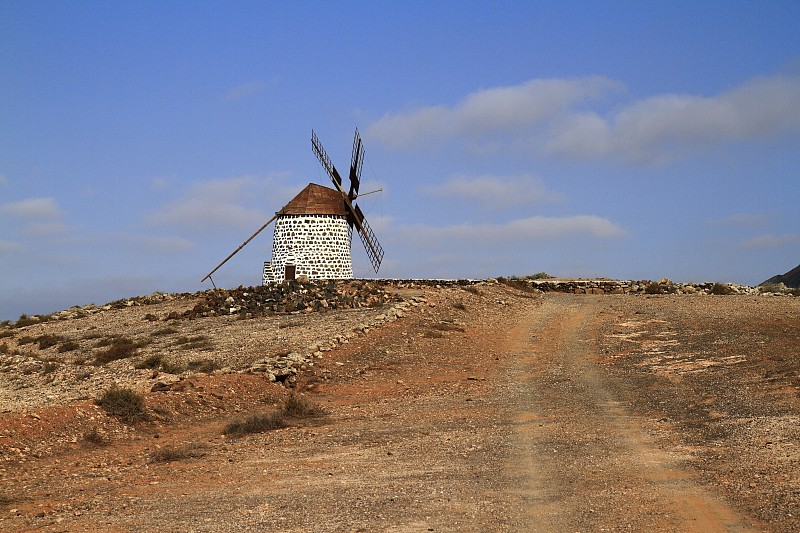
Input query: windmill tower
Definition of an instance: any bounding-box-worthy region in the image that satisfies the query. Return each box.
[201,128,383,287]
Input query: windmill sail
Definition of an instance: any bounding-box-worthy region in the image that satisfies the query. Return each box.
[348,128,363,201]
[312,128,384,273]
[312,130,342,188]
[352,206,384,272]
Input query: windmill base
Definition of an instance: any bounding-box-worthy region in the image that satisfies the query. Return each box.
[264,213,353,284]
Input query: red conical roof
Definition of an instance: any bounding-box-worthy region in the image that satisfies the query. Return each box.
[278,183,346,216]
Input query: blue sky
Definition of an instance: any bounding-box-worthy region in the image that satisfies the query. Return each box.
[1,1,799,320]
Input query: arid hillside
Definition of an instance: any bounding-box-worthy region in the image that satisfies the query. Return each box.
[0,279,798,532]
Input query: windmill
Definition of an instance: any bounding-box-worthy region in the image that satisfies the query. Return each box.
[201,128,384,287]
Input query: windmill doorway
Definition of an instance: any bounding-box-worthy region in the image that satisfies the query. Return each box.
[284,263,296,281]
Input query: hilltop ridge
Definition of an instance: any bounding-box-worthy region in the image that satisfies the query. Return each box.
[761,263,800,288]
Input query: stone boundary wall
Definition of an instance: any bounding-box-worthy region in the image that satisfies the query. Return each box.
[372,278,795,296]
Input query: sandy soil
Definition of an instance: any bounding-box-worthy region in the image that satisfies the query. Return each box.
[0,282,798,532]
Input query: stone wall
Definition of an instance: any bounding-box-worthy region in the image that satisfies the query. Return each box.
[269,214,353,283]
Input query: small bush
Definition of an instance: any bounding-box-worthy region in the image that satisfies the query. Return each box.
[497,277,539,293]
[143,313,159,322]
[94,338,141,365]
[135,354,164,370]
[159,359,184,374]
[150,443,207,463]
[96,386,149,424]
[40,361,58,374]
[36,334,67,349]
[644,282,663,294]
[14,314,38,328]
[187,359,221,373]
[150,327,178,337]
[282,394,325,419]
[17,335,37,345]
[0,343,8,354]
[462,285,481,295]
[0,330,15,339]
[82,427,109,446]
[223,412,287,437]
[0,492,17,508]
[95,335,122,347]
[174,335,213,351]
[452,302,467,311]
[529,272,554,280]
[759,283,785,294]
[710,283,734,295]
[58,341,80,353]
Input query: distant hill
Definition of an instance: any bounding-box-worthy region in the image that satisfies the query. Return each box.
[760,263,800,288]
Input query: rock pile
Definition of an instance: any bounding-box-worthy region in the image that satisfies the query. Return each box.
[169,280,403,320]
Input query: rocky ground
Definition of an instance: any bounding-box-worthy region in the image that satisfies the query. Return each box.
[0,279,797,532]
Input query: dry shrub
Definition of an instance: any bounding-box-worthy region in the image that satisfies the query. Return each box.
[710,283,734,295]
[94,337,143,365]
[497,277,539,293]
[135,354,164,370]
[174,335,213,351]
[58,340,80,353]
[96,386,149,424]
[282,394,325,419]
[462,285,481,295]
[14,315,39,328]
[644,282,664,294]
[223,412,287,437]
[223,395,325,437]
[35,334,66,349]
[187,359,221,373]
[82,427,110,446]
[150,443,208,463]
[150,327,179,337]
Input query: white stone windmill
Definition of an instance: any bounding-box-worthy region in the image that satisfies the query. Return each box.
[201,128,384,286]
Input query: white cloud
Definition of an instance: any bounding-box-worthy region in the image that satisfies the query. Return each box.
[1,197,63,219]
[146,176,295,234]
[404,215,626,246]
[223,81,271,102]
[368,77,623,150]
[737,234,800,249]
[0,239,24,254]
[422,173,563,209]
[369,74,800,164]
[22,221,71,237]
[714,212,773,228]
[548,75,800,162]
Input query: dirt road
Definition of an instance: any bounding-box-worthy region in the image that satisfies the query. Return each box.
[502,296,760,532]
[1,284,797,531]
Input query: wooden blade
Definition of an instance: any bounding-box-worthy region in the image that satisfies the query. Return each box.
[348,128,363,200]
[200,214,278,283]
[355,213,384,273]
[312,130,344,192]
